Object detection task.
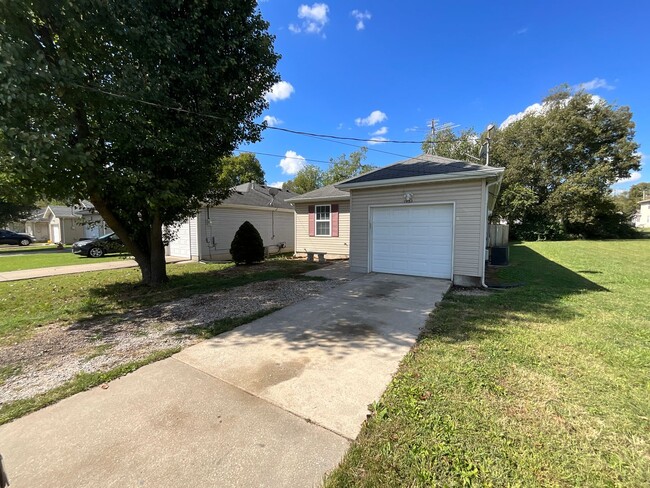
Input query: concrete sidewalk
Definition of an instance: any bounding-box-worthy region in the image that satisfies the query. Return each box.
[0,273,450,487]
[0,256,188,282]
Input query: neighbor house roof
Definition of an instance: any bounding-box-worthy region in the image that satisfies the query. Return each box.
[285,185,350,203]
[336,153,504,189]
[43,200,98,219]
[23,208,49,222]
[219,182,297,210]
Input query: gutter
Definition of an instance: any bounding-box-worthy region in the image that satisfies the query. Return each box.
[481,175,504,289]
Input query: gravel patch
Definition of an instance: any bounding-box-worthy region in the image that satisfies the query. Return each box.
[0,278,343,405]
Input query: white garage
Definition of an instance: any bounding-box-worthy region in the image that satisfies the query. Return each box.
[337,154,504,287]
[370,204,453,279]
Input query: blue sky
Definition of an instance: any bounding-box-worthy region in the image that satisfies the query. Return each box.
[242,1,649,191]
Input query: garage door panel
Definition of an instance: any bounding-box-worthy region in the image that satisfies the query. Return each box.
[371,204,453,279]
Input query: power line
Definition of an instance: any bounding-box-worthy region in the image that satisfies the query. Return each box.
[68,82,489,175]
[70,83,427,145]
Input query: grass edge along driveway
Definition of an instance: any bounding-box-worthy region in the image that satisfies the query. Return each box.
[325,240,650,487]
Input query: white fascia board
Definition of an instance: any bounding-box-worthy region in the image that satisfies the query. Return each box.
[336,168,505,190]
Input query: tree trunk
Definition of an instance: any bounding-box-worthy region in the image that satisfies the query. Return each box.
[89,195,168,286]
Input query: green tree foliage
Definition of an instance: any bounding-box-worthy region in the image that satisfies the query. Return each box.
[611,182,650,219]
[282,165,322,194]
[0,1,279,284]
[490,87,641,239]
[218,153,266,189]
[321,147,376,185]
[629,182,650,202]
[229,221,264,264]
[421,127,482,161]
[0,202,36,228]
[283,148,376,194]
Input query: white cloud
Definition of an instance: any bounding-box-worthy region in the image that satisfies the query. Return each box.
[515,27,528,35]
[355,110,387,127]
[575,78,614,91]
[616,171,642,185]
[264,81,294,103]
[279,150,306,175]
[351,9,371,30]
[500,102,545,128]
[500,94,604,129]
[263,115,282,127]
[368,137,388,145]
[371,126,388,136]
[404,126,420,132]
[269,181,286,189]
[614,152,645,187]
[289,3,329,35]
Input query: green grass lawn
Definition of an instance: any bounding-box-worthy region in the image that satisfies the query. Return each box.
[0,258,319,345]
[0,244,71,253]
[0,251,125,272]
[326,240,650,487]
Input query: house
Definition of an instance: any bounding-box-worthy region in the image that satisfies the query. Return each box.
[5,208,49,241]
[632,199,650,228]
[167,182,297,261]
[333,153,504,286]
[43,201,109,244]
[285,185,351,259]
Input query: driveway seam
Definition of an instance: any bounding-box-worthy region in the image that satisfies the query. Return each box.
[170,355,354,442]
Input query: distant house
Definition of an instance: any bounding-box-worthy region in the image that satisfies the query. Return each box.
[285,185,351,259]
[166,182,297,261]
[5,208,49,241]
[632,199,650,228]
[43,201,109,244]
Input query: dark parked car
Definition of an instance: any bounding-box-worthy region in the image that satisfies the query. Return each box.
[0,229,34,246]
[72,232,127,258]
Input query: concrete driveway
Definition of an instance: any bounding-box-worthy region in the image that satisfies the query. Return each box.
[0,271,450,487]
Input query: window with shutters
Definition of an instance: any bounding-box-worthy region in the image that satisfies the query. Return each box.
[315,205,331,236]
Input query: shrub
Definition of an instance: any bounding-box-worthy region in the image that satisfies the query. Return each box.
[230,221,264,264]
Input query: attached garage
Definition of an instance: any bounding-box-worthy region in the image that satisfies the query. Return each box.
[370,204,453,279]
[337,154,504,286]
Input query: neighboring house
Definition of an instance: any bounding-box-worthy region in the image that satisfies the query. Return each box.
[333,153,504,286]
[167,182,297,261]
[43,201,109,244]
[632,199,650,228]
[5,208,49,241]
[286,185,351,259]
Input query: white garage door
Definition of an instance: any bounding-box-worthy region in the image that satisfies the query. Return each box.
[169,221,192,258]
[371,204,453,279]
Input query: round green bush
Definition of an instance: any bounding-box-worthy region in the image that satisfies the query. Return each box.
[230,220,264,264]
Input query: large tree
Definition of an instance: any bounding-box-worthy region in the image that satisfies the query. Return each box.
[490,86,640,239]
[421,127,482,162]
[283,148,376,194]
[0,0,279,284]
[321,147,376,186]
[218,153,266,189]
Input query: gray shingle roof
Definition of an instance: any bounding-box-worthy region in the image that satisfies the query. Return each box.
[221,182,298,210]
[285,184,350,203]
[338,153,500,186]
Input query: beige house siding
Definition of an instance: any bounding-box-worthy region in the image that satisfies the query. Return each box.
[197,206,294,261]
[294,201,350,258]
[637,202,650,228]
[349,179,486,282]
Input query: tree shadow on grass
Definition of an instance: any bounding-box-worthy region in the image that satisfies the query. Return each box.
[424,244,609,344]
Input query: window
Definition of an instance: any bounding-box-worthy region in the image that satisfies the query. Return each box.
[315,205,331,236]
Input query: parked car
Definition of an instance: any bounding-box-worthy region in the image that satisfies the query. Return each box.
[0,229,35,246]
[72,232,127,258]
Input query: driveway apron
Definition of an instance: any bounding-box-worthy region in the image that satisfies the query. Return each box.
[0,272,450,487]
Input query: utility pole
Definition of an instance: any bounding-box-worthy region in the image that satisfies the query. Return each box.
[427,119,436,155]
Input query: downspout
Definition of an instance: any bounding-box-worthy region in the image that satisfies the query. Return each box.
[481,179,501,288]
